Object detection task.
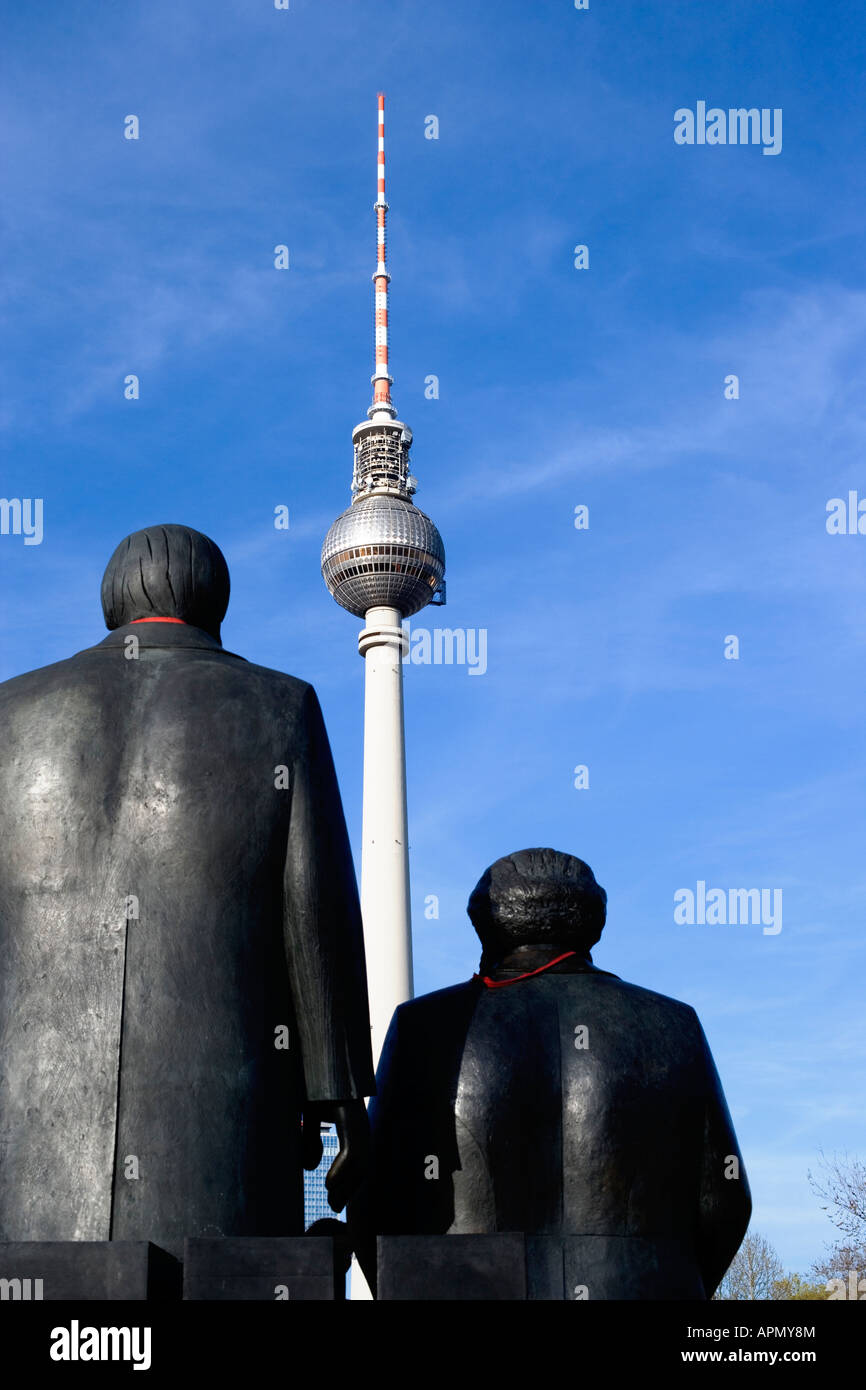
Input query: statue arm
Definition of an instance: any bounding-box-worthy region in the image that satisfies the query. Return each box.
[282,684,375,1205]
[693,1014,752,1297]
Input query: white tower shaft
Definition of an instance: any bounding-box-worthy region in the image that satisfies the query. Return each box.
[358,606,413,1065]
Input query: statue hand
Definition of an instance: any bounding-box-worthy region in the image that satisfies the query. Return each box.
[302,1106,325,1171]
[325,1100,371,1212]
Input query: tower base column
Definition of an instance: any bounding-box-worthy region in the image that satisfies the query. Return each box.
[358,606,413,1067]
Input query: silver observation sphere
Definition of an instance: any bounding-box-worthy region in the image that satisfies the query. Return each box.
[322,493,445,619]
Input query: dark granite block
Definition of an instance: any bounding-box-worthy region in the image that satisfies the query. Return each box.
[0,1241,180,1301]
[525,1234,566,1300]
[563,1236,706,1300]
[377,1234,526,1300]
[183,1237,336,1301]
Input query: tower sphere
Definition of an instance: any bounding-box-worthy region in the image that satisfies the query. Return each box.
[321,493,445,619]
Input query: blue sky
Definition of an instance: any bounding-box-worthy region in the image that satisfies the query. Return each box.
[2,0,864,1276]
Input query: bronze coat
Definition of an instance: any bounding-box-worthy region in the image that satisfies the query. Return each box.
[354,967,750,1299]
[0,622,374,1252]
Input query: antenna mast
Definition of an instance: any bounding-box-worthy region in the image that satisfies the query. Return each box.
[371,93,395,420]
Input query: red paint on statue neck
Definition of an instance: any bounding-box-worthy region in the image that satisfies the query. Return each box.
[475,950,577,989]
[129,617,188,625]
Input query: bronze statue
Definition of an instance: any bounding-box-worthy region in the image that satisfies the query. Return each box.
[0,524,374,1257]
[353,848,750,1299]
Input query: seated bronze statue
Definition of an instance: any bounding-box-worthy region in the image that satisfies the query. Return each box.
[352,848,750,1299]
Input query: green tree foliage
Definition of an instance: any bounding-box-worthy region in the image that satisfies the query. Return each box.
[770,1273,830,1301]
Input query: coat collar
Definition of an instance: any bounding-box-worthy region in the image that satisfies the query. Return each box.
[83,621,245,659]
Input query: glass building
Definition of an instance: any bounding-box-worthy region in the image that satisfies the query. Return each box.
[303,1122,345,1228]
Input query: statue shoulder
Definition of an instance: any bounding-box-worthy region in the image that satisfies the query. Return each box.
[0,653,87,704]
[586,971,702,1027]
[221,658,316,709]
[386,980,482,1042]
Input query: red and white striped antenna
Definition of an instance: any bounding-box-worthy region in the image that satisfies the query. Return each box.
[369,93,396,419]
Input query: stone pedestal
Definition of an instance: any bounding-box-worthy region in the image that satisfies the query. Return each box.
[376,1234,527,1300]
[375,1234,706,1300]
[183,1237,337,1301]
[0,1241,180,1301]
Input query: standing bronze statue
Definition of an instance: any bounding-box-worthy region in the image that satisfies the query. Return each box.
[0,524,374,1257]
[353,848,751,1299]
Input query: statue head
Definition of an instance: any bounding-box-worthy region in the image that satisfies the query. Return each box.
[101,524,230,641]
[467,848,607,970]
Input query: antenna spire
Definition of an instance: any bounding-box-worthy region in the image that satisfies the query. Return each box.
[370,93,396,420]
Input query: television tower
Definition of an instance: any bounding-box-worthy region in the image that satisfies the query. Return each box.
[322,94,445,1066]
